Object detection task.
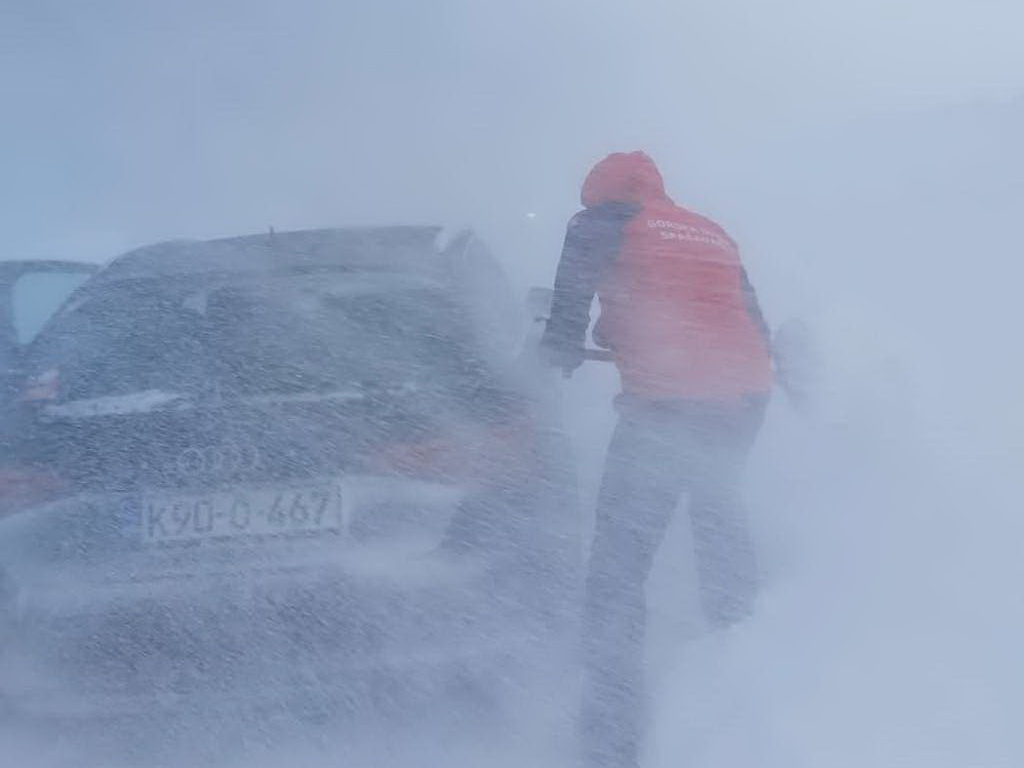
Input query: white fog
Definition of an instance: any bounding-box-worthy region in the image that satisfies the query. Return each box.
[2,1,1022,766]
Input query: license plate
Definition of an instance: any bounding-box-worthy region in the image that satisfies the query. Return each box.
[141,484,343,545]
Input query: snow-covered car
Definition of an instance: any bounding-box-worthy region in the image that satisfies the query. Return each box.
[0,260,97,403]
[0,227,580,718]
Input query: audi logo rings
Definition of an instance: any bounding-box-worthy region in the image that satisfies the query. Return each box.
[175,443,261,476]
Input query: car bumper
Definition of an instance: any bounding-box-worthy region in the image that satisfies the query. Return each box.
[5,554,542,717]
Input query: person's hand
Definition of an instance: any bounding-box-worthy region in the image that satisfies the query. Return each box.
[538,339,585,377]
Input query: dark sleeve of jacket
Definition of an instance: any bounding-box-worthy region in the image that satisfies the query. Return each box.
[740,266,772,351]
[540,203,635,355]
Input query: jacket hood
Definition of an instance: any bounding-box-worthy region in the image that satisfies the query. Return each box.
[580,151,669,208]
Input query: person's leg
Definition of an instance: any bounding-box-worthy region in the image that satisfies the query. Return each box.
[687,395,768,630]
[580,405,689,768]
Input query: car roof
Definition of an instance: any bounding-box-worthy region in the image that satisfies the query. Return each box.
[88,227,456,287]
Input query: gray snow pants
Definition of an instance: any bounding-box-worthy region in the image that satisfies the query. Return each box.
[579,394,767,768]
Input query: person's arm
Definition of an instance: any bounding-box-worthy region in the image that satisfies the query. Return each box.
[540,203,634,370]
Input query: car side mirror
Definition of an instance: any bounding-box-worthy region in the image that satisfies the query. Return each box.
[525,286,553,324]
[520,286,553,361]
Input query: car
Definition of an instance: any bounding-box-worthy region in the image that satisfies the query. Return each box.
[0,260,97,403]
[0,227,581,722]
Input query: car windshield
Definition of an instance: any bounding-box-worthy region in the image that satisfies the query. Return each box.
[29,272,490,405]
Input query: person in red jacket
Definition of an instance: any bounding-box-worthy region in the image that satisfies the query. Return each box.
[540,151,773,768]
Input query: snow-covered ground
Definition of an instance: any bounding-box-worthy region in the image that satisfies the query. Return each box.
[646,386,1024,768]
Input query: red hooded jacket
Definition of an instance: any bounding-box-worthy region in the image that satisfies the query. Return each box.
[543,152,773,400]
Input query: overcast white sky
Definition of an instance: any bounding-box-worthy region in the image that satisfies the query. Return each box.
[1,0,1022,264]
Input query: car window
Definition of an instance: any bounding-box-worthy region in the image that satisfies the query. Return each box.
[29,274,494,406]
[12,270,93,344]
